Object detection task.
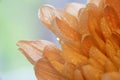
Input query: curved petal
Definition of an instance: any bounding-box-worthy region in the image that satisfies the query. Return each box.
[102,72,120,80]
[57,10,79,32]
[64,3,85,17]
[78,3,102,36]
[61,41,88,65]
[87,0,105,7]
[39,5,81,44]
[74,69,84,80]
[38,4,56,31]
[103,5,120,32]
[43,44,64,65]
[105,0,120,19]
[82,65,102,80]
[88,0,120,19]
[17,40,54,64]
[89,47,117,72]
[55,16,81,42]
[78,7,89,36]
[34,58,66,80]
[43,43,86,80]
[88,6,105,51]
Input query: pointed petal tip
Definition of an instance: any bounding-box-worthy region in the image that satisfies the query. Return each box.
[38,4,56,27]
[17,40,43,64]
[64,2,85,17]
[38,4,55,18]
[17,40,29,46]
[17,40,57,65]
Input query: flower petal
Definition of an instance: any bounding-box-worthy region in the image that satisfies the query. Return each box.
[64,3,85,17]
[38,4,56,31]
[87,0,105,8]
[74,69,84,80]
[82,65,102,80]
[88,0,120,19]
[39,6,81,44]
[103,5,120,32]
[102,72,120,80]
[34,58,66,80]
[57,10,79,32]
[55,16,81,42]
[17,40,54,64]
[89,47,117,72]
[105,0,120,19]
[61,41,88,65]
[43,44,64,65]
[88,58,104,72]
[88,8,105,51]
[100,17,112,39]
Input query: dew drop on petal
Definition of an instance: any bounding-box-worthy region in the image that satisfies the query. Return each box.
[56,37,60,41]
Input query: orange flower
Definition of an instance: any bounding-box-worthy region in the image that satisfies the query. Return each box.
[17,0,120,80]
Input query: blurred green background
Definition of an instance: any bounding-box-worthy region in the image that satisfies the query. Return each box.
[0,0,86,80]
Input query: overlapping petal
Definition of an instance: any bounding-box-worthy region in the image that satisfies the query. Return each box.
[17,0,120,80]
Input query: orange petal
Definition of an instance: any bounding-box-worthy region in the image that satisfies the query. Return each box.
[57,10,79,33]
[78,4,100,56]
[89,47,117,72]
[43,44,64,65]
[78,7,89,36]
[17,40,54,64]
[62,62,76,80]
[55,16,81,42]
[82,65,102,80]
[105,40,120,68]
[88,58,104,72]
[80,36,95,57]
[87,3,103,37]
[60,40,84,56]
[61,41,88,65]
[106,0,120,19]
[43,44,65,76]
[112,30,120,47]
[105,40,117,59]
[74,69,84,80]
[103,5,120,32]
[88,10,105,52]
[64,3,85,17]
[78,3,101,36]
[102,72,120,80]
[108,33,120,50]
[34,58,66,80]
[117,50,120,59]
[87,0,105,9]
[38,4,56,31]
[100,17,112,40]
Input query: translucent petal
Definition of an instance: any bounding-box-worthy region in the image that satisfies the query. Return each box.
[64,3,85,17]
[17,40,54,64]
[38,4,56,31]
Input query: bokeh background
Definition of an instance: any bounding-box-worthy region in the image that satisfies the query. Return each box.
[0,0,86,80]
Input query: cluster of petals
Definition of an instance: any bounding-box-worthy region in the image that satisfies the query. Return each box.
[17,0,120,80]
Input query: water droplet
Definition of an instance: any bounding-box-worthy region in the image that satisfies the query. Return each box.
[56,37,60,41]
